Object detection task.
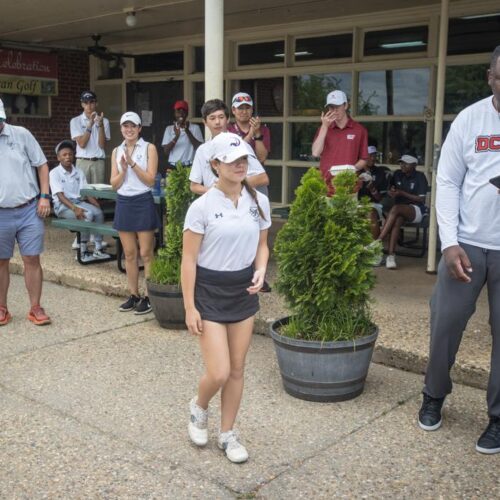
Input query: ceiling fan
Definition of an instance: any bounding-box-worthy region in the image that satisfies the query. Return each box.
[87,34,136,62]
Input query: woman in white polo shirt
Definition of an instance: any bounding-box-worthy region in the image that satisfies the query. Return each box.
[111,111,159,315]
[181,132,271,463]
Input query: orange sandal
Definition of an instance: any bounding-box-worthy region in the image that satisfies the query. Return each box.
[27,305,51,326]
[0,306,12,326]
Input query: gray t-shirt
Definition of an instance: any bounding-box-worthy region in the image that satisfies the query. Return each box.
[0,123,47,208]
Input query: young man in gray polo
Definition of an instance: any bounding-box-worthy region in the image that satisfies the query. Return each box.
[0,98,51,326]
[70,90,111,184]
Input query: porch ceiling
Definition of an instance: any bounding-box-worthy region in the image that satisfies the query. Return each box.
[0,0,438,52]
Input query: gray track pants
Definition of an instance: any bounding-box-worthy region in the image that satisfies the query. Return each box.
[424,242,500,417]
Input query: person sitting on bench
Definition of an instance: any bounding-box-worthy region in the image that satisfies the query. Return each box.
[377,154,428,270]
[49,140,111,263]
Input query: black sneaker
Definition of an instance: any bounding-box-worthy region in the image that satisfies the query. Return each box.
[119,295,140,312]
[134,296,152,315]
[476,416,500,454]
[418,393,445,431]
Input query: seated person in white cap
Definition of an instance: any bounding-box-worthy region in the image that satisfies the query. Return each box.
[49,140,110,263]
[378,154,428,269]
[357,145,391,240]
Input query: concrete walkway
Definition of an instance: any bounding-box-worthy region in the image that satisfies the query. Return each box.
[1,276,498,498]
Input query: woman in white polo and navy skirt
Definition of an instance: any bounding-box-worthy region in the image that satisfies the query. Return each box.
[111,111,159,315]
[181,132,271,463]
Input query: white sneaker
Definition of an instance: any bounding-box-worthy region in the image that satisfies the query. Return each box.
[188,397,208,446]
[218,430,248,463]
[79,251,96,263]
[71,237,79,250]
[386,254,397,269]
[92,249,111,260]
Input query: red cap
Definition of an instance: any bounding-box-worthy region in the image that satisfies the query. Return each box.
[174,100,189,111]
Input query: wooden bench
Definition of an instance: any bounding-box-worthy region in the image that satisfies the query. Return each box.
[51,219,124,271]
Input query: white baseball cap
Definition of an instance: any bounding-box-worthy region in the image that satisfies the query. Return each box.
[0,99,6,119]
[326,90,347,106]
[368,146,377,155]
[120,111,141,126]
[211,132,255,163]
[399,154,418,165]
[231,92,253,108]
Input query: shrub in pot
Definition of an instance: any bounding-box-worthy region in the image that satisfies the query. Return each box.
[148,164,196,328]
[271,167,381,401]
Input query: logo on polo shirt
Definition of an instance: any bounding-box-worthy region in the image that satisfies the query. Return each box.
[249,207,259,221]
[347,134,356,140]
[215,212,223,218]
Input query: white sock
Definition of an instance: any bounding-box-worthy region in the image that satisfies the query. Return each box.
[80,243,87,253]
[95,241,102,251]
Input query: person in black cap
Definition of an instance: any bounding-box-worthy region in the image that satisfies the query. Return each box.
[70,90,110,185]
[377,154,428,269]
[49,140,110,263]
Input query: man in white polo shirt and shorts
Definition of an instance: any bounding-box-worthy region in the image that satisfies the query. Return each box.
[189,99,269,196]
[70,90,111,184]
[0,98,51,326]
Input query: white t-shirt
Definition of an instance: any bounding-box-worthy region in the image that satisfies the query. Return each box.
[161,123,204,165]
[70,112,111,159]
[437,96,500,251]
[184,187,271,271]
[189,139,265,188]
[49,164,87,210]
[115,138,152,197]
[0,123,47,207]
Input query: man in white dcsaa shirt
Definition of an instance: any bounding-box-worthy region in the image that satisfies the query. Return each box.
[418,46,500,455]
[189,99,269,195]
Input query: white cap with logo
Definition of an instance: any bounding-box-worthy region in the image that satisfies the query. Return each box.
[211,132,255,163]
[231,92,254,108]
[399,154,418,165]
[120,111,141,126]
[368,146,377,155]
[0,99,6,119]
[326,90,348,106]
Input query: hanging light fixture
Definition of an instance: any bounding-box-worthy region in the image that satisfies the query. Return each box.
[125,10,137,27]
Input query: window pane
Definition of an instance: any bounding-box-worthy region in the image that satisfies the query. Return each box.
[287,167,311,203]
[266,165,283,203]
[295,34,352,61]
[448,15,500,55]
[292,73,352,116]
[364,26,428,56]
[362,121,426,165]
[193,82,204,118]
[0,94,49,117]
[94,84,123,121]
[135,51,183,73]
[234,78,284,117]
[238,41,285,66]
[96,58,123,80]
[358,68,429,116]
[265,122,283,160]
[290,123,318,161]
[444,64,491,114]
[194,46,204,72]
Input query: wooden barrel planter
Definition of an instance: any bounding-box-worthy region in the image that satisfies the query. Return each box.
[270,317,378,402]
[146,280,185,329]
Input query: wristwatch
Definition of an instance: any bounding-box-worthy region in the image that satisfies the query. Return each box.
[254,135,263,141]
[40,193,50,199]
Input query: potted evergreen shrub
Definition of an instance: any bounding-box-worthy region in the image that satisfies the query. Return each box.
[147,164,195,328]
[270,168,381,401]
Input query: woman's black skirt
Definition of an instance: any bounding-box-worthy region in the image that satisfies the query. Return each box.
[195,265,259,323]
[113,191,160,232]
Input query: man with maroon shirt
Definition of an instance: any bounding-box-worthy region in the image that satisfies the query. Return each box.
[312,90,368,195]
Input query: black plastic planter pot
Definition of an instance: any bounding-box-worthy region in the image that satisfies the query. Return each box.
[270,317,378,402]
[146,280,185,329]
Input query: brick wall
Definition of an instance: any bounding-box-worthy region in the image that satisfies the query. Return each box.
[9,51,89,166]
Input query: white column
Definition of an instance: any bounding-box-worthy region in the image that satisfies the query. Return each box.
[204,0,224,103]
[427,0,449,273]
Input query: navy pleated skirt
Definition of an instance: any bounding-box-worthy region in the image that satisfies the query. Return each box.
[195,265,259,323]
[113,191,160,232]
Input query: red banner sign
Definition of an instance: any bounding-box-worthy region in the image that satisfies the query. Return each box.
[0,49,58,79]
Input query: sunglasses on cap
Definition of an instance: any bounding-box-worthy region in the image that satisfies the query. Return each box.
[233,95,252,103]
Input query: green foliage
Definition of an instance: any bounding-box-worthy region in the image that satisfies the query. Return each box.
[274,168,381,341]
[149,164,196,286]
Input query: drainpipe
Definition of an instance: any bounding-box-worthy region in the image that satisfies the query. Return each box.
[427,0,449,273]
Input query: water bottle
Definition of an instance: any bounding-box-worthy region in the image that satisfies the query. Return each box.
[152,173,162,196]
